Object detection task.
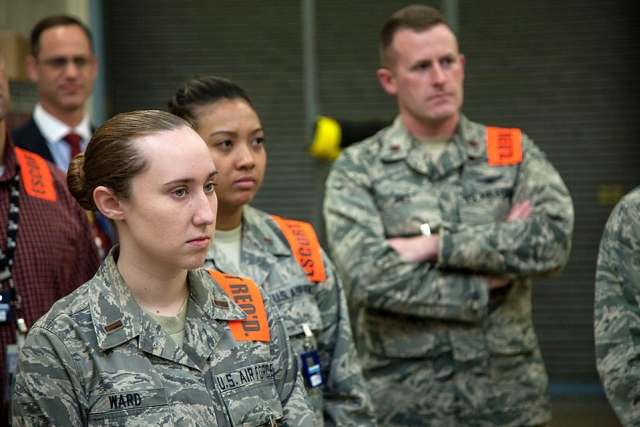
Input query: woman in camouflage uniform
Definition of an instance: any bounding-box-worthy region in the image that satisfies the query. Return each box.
[11,110,316,426]
[168,77,376,427]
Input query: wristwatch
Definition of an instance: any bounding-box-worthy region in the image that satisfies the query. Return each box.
[420,223,431,236]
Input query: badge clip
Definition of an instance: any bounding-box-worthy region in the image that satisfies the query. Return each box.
[16,318,27,335]
[0,269,11,283]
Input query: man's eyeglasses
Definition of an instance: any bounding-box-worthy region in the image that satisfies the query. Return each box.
[39,56,93,70]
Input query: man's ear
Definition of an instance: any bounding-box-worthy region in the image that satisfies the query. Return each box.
[26,55,39,83]
[93,186,124,221]
[376,68,397,96]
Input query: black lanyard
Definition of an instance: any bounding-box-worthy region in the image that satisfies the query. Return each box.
[0,168,21,306]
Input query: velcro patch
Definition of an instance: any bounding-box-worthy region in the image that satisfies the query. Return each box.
[214,363,274,391]
[90,388,167,414]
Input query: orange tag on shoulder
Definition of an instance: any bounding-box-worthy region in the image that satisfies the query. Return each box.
[270,216,326,282]
[14,148,57,202]
[208,271,270,342]
[486,127,522,166]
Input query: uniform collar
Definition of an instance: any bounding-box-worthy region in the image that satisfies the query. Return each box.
[206,205,291,288]
[379,115,414,162]
[456,114,487,160]
[379,114,487,177]
[207,205,291,268]
[33,103,92,144]
[243,205,292,257]
[90,246,246,354]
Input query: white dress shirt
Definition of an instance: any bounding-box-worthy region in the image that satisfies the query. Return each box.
[32,103,91,172]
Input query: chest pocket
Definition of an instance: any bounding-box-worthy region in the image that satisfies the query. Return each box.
[374,180,443,238]
[458,161,517,225]
[219,377,284,426]
[269,283,322,339]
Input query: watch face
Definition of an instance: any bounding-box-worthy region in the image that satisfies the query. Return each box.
[420,223,431,236]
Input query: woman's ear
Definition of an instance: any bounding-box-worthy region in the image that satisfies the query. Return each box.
[93,186,124,221]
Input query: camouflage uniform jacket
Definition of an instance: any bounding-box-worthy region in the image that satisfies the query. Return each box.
[324,115,574,425]
[204,205,377,427]
[595,186,640,427]
[12,247,317,427]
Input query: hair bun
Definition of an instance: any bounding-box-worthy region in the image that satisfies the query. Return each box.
[67,153,95,210]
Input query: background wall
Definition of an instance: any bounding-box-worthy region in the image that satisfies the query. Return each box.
[0,0,91,121]
[459,1,639,384]
[0,0,82,35]
[103,2,312,222]
[3,0,639,424]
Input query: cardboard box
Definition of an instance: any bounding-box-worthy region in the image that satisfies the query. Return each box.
[0,32,30,82]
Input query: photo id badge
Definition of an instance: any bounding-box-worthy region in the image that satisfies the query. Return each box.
[0,289,14,325]
[301,349,324,388]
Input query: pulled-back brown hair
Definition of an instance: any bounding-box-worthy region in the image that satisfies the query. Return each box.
[379,5,449,68]
[68,110,192,210]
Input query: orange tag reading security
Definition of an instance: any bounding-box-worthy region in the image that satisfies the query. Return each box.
[208,271,270,342]
[486,127,522,166]
[14,148,57,202]
[270,216,326,282]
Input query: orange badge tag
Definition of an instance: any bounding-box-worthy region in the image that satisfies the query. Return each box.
[486,127,523,166]
[14,148,57,202]
[271,216,327,282]
[208,271,270,342]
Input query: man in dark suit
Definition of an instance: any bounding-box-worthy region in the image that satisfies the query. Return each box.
[11,15,115,258]
[11,14,97,173]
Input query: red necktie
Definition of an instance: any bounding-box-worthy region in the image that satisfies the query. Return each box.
[63,132,83,159]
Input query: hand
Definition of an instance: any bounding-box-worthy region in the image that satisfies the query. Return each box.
[387,235,440,263]
[506,200,532,222]
[489,276,511,290]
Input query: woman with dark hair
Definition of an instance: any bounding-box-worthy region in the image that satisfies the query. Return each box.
[11,110,316,426]
[169,77,376,427]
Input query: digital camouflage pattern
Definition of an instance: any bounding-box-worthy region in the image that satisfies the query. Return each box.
[204,205,377,427]
[595,186,640,427]
[12,247,317,426]
[324,115,574,426]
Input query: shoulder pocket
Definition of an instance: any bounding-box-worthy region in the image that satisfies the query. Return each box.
[459,162,517,225]
[269,284,322,338]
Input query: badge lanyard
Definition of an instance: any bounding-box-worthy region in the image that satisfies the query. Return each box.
[300,323,324,388]
[0,169,28,346]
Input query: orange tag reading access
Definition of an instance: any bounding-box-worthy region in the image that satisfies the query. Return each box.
[14,148,57,202]
[486,127,522,166]
[271,216,327,282]
[208,271,270,342]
